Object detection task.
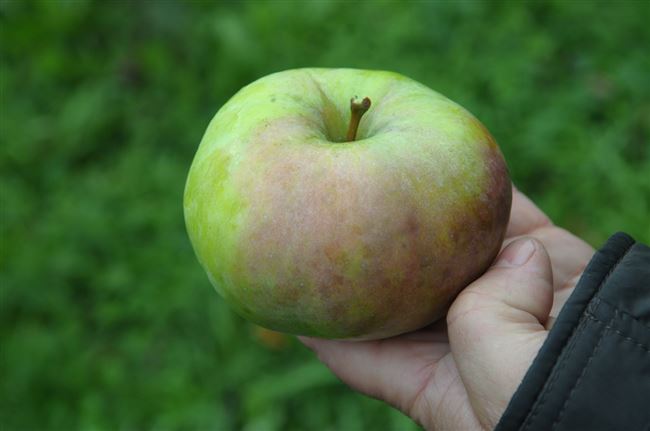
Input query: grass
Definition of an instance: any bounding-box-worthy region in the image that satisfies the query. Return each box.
[1,0,648,429]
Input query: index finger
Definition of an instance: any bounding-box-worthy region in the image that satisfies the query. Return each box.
[506,185,552,237]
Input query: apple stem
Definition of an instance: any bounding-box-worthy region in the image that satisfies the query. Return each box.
[346,96,371,142]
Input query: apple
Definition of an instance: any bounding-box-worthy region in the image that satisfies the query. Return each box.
[184,68,511,340]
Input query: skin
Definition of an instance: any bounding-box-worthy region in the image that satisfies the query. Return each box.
[300,186,596,429]
[184,68,511,339]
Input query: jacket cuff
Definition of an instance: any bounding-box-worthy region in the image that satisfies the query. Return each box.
[495,232,650,431]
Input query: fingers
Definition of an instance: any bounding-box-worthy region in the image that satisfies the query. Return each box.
[449,238,553,327]
[507,185,595,291]
[299,336,449,415]
[447,237,554,429]
[507,186,552,237]
[524,225,594,293]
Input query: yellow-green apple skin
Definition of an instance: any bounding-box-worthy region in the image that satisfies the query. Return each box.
[184,68,511,340]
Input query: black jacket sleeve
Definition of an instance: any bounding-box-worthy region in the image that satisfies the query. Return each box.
[496,232,650,431]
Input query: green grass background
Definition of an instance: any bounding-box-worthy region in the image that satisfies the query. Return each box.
[1,0,649,429]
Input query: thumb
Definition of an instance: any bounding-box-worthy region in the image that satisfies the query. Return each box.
[447,237,554,429]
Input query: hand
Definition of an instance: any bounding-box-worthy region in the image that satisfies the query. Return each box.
[299,185,595,430]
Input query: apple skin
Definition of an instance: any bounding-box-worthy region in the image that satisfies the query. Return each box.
[184,68,511,340]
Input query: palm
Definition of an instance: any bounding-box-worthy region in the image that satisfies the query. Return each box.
[300,186,595,429]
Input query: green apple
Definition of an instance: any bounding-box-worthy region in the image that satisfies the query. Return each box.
[184,68,511,340]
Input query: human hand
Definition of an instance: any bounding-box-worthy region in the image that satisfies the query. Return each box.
[299,185,596,430]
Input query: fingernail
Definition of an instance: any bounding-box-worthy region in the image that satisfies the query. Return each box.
[496,238,536,267]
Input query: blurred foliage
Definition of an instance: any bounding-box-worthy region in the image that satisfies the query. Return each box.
[1,0,649,429]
